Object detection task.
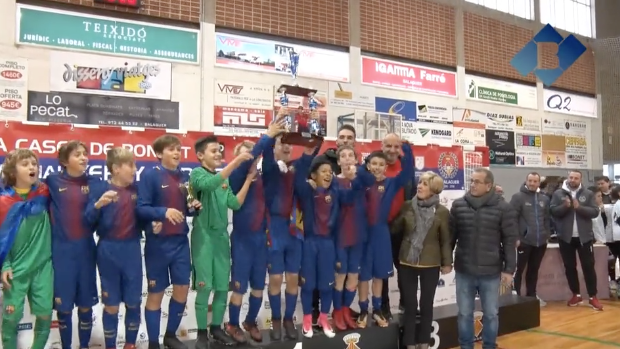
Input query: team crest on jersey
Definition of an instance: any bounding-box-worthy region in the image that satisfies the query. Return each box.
[438,152,458,179]
[378,185,385,193]
[415,156,425,171]
[81,186,89,194]
[579,195,586,203]
[539,200,545,207]
[325,195,332,203]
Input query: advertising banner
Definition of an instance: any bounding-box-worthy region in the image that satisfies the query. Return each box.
[413,146,465,190]
[452,108,485,146]
[565,135,588,169]
[215,33,349,81]
[0,57,28,119]
[16,4,200,64]
[417,105,452,124]
[542,118,588,136]
[543,89,597,118]
[49,51,172,100]
[213,80,273,110]
[402,122,453,146]
[27,91,180,129]
[485,112,516,131]
[515,115,541,133]
[213,107,274,138]
[327,82,375,110]
[361,57,457,97]
[485,130,516,165]
[515,133,542,167]
[541,134,566,168]
[465,74,538,109]
[375,97,417,121]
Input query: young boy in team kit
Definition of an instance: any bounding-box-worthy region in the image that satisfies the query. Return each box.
[85,148,143,349]
[45,141,100,349]
[137,135,201,349]
[189,135,254,348]
[0,149,53,349]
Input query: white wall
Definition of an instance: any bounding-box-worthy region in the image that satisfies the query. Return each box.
[0,0,202,131]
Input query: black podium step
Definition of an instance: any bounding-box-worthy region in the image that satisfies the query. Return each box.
[183,321,399,349]
[398,294,540,349]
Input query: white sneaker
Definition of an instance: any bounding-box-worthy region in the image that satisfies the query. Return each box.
[537,296,547,307]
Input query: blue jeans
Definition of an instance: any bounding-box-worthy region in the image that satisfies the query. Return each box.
[455,271,500,349]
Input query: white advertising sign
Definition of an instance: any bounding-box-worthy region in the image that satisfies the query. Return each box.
[214,80,274,109]
[401,121,453,146]
[543,89,597,118]
[515,115,541,133]
[0,57,28,119]
[328,82,375,110]
[565,135,588,169]
[215,33,350,82]
[49,52,172,100]
[485,112,516,131]
[542,118,588,136]
[465,74,538,109]
[452,108,485,146]
[417,104,452,124]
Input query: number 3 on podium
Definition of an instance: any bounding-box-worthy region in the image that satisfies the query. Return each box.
[429,321,440,349]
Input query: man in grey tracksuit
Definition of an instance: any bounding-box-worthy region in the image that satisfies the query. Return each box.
[510,173,551,303]
[550,170,603,310]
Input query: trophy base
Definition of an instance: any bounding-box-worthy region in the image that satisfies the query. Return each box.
[280,132,324,146]
[278,84,318,97]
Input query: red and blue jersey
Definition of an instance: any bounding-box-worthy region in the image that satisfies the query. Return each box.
[365,143,414,227]
[85,181,142,241]
[229,135,271,234]
[137,166,192,237]
[336,176,369,246]
[45,172,100,243]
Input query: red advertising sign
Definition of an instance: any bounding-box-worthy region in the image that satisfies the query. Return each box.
[213,106,274,137]
[361,57,457,97]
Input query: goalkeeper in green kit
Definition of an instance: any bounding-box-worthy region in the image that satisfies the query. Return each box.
[189,135,255,347]
[0,149,54,349]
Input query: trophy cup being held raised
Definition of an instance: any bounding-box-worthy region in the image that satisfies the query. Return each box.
[277,49,324,146]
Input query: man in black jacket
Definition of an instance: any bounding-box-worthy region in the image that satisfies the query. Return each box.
[450,168,518,349]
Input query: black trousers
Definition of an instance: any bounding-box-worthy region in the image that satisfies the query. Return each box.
[559,237,597,297]
[400,265,440,345]
[513,243,547,297]
[382,231,404,308]
[606,241,620,281]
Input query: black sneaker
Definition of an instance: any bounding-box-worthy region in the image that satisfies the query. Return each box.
[163,332,187,349]
[271,319,282,341]
[210,326,235,346]
[283,318,298,340]
[148,342,161,349]
[194,330,209,349]
[311,309,320,326]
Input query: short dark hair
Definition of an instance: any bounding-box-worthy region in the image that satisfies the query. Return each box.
[611,186,620,201]
[336,145,356,159]
[153,135,181,154]
[596,176,610,183]
[588,185,600,193]
[475,168,494,184]
[337,124,356,137]
[194,135,218,154]
[526,172,540,179]
[365,151,387,164]
[58,140,87,166]
[309,156,333,174]
[569,170,582,177]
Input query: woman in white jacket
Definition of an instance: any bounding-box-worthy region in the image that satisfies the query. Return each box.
[608,186,620,291]
[591,187,608,243]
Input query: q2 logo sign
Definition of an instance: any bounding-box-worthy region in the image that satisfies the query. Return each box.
[546,94,571,112]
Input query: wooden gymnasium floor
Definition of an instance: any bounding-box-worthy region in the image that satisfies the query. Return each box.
[449,299,620,348]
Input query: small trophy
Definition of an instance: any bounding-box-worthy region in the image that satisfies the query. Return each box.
[181,182,199,214]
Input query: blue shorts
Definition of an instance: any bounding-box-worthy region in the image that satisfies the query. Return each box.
[360,225,394,281]
[97,239,143,306]
[268,216,302,275]
[231,232,268,293]
[300,237,336,291]
[52,239,98,312]
[144,235,191,293]
[336,243,364,275]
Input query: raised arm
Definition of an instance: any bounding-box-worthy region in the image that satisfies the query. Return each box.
[136,171,167,222]
[394,142,414,188]
[294,153,314,199]
[230,135,270,194]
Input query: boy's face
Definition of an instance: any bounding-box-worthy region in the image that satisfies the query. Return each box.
[275,138,292,162]
[311,164,333,188]
[159,144,181,169]
[367,156,386,179]
[114,161,137,185]
[595,191,603,206]
[66,145,89,174]
[199,142,222,168]
[15,156,38,187]
[337,149,356,167]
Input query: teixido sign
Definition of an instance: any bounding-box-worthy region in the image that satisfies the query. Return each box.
[510,24,586,86]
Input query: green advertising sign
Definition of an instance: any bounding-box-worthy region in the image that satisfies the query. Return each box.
[16,4,200,64]
[475,86,518,105]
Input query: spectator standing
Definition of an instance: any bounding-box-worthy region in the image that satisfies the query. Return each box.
[597,176,613,204]
[550,171,603,310]
[381,133,415,318]
[391,171,452,349]
[510,172,551,306]
[608,187,620,292]
[450,168,518,349]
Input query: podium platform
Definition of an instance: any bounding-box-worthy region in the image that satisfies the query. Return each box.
[183,295,538,349]
[399,294,540,349]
